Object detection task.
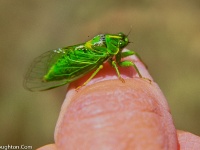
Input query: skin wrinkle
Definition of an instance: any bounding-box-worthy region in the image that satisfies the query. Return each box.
[65,81,162,120]
[61,112,161,149]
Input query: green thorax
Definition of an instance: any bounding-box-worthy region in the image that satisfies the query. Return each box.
[85,32,129,55]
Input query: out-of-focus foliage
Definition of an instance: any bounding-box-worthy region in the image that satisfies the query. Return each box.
[0,0,200,149]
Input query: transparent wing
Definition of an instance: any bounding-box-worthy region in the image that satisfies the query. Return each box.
[23,49,69,91]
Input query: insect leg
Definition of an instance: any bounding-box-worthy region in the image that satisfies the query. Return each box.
[116,51,142,78]
[116,51,151,83]
[119,50,148,68]
[76,65,103,91]
[118,60,143,78]
[108,58,125,83]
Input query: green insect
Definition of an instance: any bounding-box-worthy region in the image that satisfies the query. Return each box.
[24,32,146,91]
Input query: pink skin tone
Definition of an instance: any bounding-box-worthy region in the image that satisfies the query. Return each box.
[37,50,200,150]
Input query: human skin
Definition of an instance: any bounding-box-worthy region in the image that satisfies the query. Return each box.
[37,53,200,150]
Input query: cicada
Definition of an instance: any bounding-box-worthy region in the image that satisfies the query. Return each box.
[24,32,145,91]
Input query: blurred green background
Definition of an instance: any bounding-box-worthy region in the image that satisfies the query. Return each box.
[0,0,200,149]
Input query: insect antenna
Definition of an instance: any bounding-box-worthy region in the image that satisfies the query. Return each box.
[127,26,134,44]
[127,26,133,37]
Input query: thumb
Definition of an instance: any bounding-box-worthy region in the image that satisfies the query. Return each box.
[54,55,178,149]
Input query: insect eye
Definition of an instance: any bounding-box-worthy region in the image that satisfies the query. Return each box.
[119,40,125,47]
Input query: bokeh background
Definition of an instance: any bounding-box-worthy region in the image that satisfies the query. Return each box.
[0,0,200,149]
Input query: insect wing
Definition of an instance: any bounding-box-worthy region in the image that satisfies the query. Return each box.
[24,49,69,91]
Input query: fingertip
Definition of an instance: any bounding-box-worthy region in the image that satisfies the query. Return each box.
[55,80,178,149]
[37,144,57,150]
[177,130,200,149]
